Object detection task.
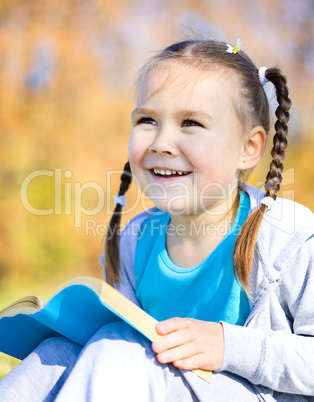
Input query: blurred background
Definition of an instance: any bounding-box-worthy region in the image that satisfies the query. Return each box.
[0,0,313,377]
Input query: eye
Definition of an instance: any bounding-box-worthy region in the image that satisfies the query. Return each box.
[182,119,203,127]
[137,117,157,125]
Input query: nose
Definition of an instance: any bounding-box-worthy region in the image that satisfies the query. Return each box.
[148,128,179,156]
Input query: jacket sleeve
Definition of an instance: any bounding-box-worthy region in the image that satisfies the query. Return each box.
[219,236,314,395]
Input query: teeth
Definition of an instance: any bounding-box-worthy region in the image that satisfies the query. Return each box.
[153,169,189,176]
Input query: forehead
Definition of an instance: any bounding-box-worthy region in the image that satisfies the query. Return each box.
[136,63,240,117]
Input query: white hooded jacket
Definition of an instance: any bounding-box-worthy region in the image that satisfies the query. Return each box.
[113,184,314,399]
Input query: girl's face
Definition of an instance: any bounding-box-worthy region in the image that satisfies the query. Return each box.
[128,67,249,216]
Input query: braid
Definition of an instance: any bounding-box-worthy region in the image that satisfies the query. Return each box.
[264,68,291,199]
[105,161,132,286]
[233,68,291,294]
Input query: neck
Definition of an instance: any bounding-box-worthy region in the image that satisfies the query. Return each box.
[166,189,240,268]
[168,189,239,244]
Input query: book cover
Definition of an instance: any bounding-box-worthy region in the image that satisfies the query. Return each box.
[0,277,212,383]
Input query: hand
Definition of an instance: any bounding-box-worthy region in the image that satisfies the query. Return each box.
[152,317,224,371]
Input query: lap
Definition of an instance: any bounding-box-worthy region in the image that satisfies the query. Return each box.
[57,321,264,402]
[0,336,82,402]
[0,322,269,401]
[55,321,198,402]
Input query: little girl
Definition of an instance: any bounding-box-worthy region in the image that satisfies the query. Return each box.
[1,39,314,401]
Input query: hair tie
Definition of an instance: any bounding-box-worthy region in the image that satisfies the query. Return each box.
[260,196,275,210]
[258,66,269,86]
[114,195,126,207]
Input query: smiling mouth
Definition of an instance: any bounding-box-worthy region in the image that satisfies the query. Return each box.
[152,168,191,177]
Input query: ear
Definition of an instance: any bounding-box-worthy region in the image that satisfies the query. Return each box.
[237,126,267,170]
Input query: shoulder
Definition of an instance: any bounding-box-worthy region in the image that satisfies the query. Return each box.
[281,235,314,283]
[242,182,314,230]
[242,183,314,269]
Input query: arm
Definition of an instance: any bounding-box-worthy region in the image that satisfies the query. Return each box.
[220,323,314,394]
[220,236,314,395]
[152,237,314,395]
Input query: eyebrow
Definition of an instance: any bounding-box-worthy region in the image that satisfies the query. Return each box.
[131,107,213,121]
[131,107,153,119]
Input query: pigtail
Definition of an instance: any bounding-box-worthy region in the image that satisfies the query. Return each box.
[105,161,132,286]
[233,68,291,294]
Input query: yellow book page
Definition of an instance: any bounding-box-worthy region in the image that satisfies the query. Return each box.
[0,296,43,318]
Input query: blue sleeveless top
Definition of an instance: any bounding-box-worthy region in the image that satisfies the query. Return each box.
[133,190,250,325]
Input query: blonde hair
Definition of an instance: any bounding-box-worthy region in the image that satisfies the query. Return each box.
[105,40,291,293]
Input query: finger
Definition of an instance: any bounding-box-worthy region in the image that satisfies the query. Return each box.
[156,341,197,364]
[152,327,192,353]
[173,353,205,371]
[156,317,189,335]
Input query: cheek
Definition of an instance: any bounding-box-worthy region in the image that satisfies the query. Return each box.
[128,134,143,169]
[128,133,149,188]
[186,144,220,177]
[188,144,238,189]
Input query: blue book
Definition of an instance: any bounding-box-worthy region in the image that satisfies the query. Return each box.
[0,277,211,383]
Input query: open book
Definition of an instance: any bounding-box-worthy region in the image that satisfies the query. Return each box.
[0,277,211,383]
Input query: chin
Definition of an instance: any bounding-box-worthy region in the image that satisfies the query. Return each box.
[151,199,195,215]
